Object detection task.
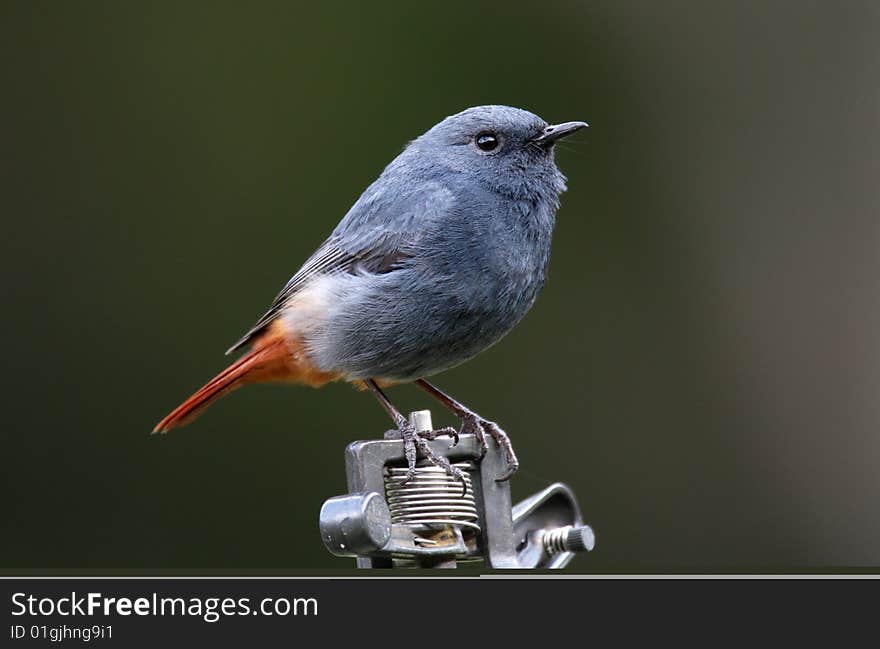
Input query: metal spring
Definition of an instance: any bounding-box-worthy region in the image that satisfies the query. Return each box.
[384,463,480,533]
[542,525,572,556]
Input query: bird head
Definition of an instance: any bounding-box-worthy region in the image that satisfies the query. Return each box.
[409,105,587,201]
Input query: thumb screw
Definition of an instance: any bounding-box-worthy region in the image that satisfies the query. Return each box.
[542,525,596,555]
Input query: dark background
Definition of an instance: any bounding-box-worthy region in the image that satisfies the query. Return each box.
[1,1,878,572]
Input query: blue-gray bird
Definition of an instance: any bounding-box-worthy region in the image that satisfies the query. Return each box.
[154,105,587,482]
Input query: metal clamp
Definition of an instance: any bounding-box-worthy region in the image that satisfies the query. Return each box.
[319,410,595,568]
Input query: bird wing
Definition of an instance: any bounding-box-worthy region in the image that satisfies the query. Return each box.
[224,234,413,355]
[224,181,452,355]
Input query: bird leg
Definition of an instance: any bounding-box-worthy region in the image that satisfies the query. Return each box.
[415,379,519,482]
[365,380,464,485]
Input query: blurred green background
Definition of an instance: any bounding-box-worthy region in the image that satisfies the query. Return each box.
[1,1,878,572]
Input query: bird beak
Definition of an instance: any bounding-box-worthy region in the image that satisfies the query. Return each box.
[532,121,589,146]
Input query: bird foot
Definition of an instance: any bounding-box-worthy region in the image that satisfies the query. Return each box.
[383,425,458,445]
[460,413,519,481]
[386,417,466,490]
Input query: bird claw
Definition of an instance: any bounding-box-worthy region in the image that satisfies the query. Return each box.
[393,421,467,494]
[416,425,459,447]
[461,414,489,458]
[459,414,519,481]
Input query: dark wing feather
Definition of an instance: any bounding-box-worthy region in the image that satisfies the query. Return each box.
[224,235,413,355]
[224,242,348,354]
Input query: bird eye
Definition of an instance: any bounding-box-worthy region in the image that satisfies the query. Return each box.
[475,132,500,152]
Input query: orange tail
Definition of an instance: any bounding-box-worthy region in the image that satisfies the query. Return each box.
[153,326,339,434]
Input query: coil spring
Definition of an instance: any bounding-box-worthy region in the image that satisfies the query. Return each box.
[384,463,480,532]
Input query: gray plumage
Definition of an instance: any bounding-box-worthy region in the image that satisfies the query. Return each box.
[228,105,580,383]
